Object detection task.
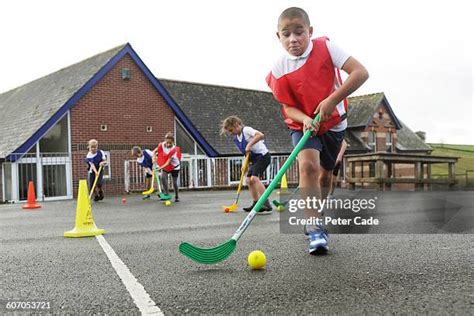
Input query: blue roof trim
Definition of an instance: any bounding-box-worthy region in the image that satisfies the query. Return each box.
[8,45,131,162]
[125,45,218,157]
[8,43,218,161]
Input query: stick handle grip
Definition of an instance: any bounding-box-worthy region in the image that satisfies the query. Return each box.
[232,114,320,241]
[89,165,103,199]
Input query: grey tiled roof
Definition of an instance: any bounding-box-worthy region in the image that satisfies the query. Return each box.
[396,120,432,152]
[0,44,126,158]
[347,92,386,127]
[160,79,293,156]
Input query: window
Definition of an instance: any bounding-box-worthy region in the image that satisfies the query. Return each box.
[39,115,69,153]
[175,121,195,154]
[102,151,111,179]
[386,133,393,152]
[368,132,376,152]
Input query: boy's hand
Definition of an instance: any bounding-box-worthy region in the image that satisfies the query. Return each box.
[314,97,337,122]
[303,117,319,136]
[99,161,107,166]
[245,144,252,154]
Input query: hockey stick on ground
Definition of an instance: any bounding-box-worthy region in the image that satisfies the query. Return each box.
[179,114,320,264]
[154,167,171,200]
[272,187,300,208]
[142,168,155,195]
[222,154,250,212]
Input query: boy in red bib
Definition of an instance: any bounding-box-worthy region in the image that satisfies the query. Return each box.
[157,133,182,202]
[267,7,369,254]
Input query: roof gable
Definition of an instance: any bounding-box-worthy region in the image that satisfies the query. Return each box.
[0,44,127,159]
[1,44,219,160]
[347,92,401,129]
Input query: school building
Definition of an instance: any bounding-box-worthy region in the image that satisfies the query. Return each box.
[0,44,456,203]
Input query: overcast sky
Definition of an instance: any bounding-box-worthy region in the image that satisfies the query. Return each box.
[1,0,472,144]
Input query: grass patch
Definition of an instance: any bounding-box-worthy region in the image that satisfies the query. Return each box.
[429,144,474,188]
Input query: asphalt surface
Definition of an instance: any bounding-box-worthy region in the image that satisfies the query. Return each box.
[1,190,473,315]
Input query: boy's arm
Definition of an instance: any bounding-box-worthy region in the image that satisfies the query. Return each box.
[89,162,98,174]
[158,158,172,170]
[336,139,348,162]
[245,130,265,153]
[283,105,320,134]
[315,56,369,121]
[100,151,107,166]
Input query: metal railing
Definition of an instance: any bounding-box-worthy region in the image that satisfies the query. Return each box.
[2,152,71,201]
[124,155,299,192]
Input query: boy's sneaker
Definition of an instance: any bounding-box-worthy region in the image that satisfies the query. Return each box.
[93,194,100,202]
[259,200,273,213]
[142,194,151,200]
[243,201,256,212]
[98,190,104,201]
[304,224,310,239]
[175,197,180,202]
[308,228,329,255]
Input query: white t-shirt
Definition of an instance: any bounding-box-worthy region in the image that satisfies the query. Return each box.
[136,149,154,165]
[237,126,269,155]
[271,39,350,132]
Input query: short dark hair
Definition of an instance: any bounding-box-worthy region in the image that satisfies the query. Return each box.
[278,7,311,29]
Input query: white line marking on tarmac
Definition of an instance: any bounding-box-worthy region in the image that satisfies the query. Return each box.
[96,235,163,315]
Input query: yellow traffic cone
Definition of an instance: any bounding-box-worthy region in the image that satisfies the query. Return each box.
[277,174,288,195]
[64,180,105,238]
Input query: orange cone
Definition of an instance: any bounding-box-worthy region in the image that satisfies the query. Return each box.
[23,181,41,209]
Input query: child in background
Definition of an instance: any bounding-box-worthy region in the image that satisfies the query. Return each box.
[328,139,347,199]
[156,133,182,202]
[267,7,368,253]
[131,146,157,199]
[85,139,107,201]
[220,116,273,213]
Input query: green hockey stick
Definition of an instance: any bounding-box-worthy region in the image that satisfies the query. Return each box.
[272,187,300,208]
[179,114,320,264]
[154,167,171,200]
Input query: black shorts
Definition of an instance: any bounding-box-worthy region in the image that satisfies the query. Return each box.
[290,129,345,171]
[88,170,104,190]
[145,173,153,179]
[247,153,271,177]
[333,161,341,176]
[163,169,180,178]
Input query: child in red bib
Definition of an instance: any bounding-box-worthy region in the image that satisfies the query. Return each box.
[157,133,182,202]
[267,7,369,254]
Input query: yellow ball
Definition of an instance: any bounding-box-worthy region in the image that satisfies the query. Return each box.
[165,200,171,206]
[277,205,285,212]
[247,250,266,270]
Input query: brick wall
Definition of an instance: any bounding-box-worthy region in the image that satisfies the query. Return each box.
[0,163,3,202]
[70,55,174,196]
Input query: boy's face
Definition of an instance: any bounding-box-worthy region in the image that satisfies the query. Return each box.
[277,17,313,57]
[132,152,142,158]
[165,140,173,148]
[89,144,98,154]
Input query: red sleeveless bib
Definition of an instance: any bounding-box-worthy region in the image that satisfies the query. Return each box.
[266,37,347,135]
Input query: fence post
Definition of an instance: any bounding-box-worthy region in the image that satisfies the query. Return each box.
[124,160,129,193]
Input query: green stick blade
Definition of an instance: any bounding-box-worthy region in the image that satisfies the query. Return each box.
[179,239,237,264]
